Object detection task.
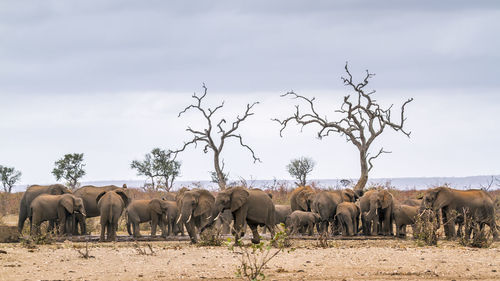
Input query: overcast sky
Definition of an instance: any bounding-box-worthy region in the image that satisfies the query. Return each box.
[1,1,499,185]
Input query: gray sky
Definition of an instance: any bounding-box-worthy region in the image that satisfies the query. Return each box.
[1,1,499,185]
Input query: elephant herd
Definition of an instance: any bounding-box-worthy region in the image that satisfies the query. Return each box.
[17,183,498,243]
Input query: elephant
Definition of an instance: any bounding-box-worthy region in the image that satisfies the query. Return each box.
[364,189,394,236]
[214,209,232,235]
[275,205,292,227]
[73,184,129,234]
[206,187,276,244]
[30,194,86,236]
[162,199,183,236]
[18,184,71,233]
[290,186,316,212]
[262,204,292,234]
[420,186,498,240]
[126,199,170,238]
[285,210,321,236]
[392,204,418,237]
[176,188,215,243]
[402,198,422,207]
[335,202,360,236]
[311,189,354,235]
[96,189,129,241]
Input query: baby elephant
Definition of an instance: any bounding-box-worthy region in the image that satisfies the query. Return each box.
[392,204,418,237]
[126,199,172,238]
[335,202,360,236]
[97,189,129,242]
[286,210,321,236]
[30,194,86,236]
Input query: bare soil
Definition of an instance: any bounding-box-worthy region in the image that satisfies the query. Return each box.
[0,237,499,281]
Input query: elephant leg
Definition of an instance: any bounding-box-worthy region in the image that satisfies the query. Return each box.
[100,221,106,242]
[133,223,141,238]
[249,224,260,244]
[185,221,197,243]
[151,218,158,237]
[347,220,353,236]
[308,222,314,236]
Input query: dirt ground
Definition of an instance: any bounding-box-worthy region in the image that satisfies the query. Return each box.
[0,237,498,281]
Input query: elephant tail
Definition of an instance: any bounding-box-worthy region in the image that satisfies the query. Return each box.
[125,210,132,236]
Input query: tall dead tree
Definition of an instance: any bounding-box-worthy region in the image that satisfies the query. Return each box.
[274,63,413,197]
[173,84,260,190]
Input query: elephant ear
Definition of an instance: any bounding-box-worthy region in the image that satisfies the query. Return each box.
[342,189,355,202]
[149,199,162,214]
[194,189,215,216]
[230,187,250,212]
[296,192,309,211]
[115,190,129,207]
[381,191,393,209]
[96,191,107,205]
[61,195,74,213]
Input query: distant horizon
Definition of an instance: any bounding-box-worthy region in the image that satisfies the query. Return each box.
[10,174,500,192]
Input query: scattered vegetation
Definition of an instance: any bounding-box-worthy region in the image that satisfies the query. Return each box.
[198,226,224,247]
[172,84,260,190]
[458,209,493,248]
[74,241,95,259]
[134,242,156,255]
[287,156,315,186]
[52,153,86,190]
[228,227,293,281]
[315,232,333,248]
[414,209,439,246]
[21,231,55,248]
[0,165,22,193]
[274,63,413,194]
[131,147,181,192]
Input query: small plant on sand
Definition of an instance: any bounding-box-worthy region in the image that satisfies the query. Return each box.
[315,231,332,248]
[227,227,293,281]
[458,209,493,248]
[74,241,95,259]
[134,242,156,255]
[198,225,224,247]
[414,209,439,246]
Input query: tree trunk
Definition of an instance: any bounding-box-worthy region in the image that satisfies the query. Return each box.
[214,152,226,190]
[354,150,368,197]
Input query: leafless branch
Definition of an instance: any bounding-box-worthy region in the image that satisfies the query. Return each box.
[173,85,260,189]
[274,62,413,192]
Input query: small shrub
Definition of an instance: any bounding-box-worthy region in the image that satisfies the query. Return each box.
[74,241,94,259]
[228,227,293,281]
[315,232,332,248]
[414,209,439,246]
[458,209,493,248]
[198,226,224,247]
[21,231,55,248]
[134,242,155,255]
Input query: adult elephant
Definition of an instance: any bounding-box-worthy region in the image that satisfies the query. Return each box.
[176,189,215,243]
[311,189,355,235]
[290,186,316,212]
[206,187,276,244]
[30,194,86,236]
[73,184,128,234]
[365,189,394,236]
[420,186,498,240]
[402,198,422,207]
[126,198,170,238]
[96,189,129,241]
[18,184,71,233]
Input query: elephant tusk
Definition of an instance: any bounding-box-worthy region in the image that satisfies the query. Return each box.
[206,216,211,220]
[186,214,192,223]
[176,214,183,224]
[214,212,221,221]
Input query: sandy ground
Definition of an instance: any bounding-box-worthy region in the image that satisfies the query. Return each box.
[1,238,499,281]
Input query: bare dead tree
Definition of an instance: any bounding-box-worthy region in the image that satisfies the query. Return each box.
[274,63,413,197]
[173,84,260,190]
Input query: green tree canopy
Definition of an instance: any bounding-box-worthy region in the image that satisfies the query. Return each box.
[0,165,22,193]
[131,148,181,192]
[286,156,315,186]
[52,153,86,190]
